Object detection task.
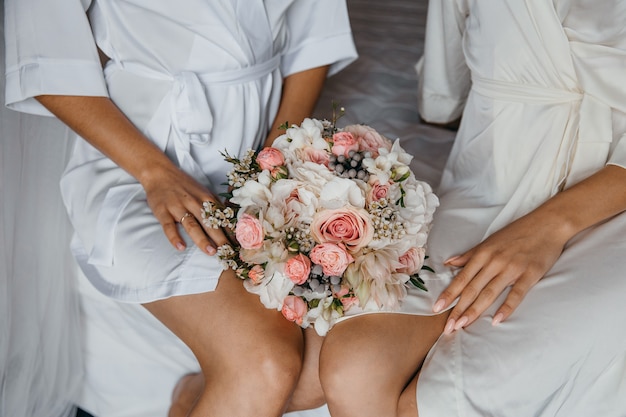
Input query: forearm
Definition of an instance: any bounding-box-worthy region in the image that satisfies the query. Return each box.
[529,164,626,243]
[265,65,330,146]
[36,95,177,186]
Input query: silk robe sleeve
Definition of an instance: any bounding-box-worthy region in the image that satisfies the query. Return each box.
[563,3,626,170]
[281,0,357,78]
[4,0,107,116]
[416,0,470,124]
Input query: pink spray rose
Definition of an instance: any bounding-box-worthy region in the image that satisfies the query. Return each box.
[285,254,312,285]
[331,131,359,157]
[343,124,392,158]
[256,147,285,171]
[332,285,359,311]
[248,264,265,284]
[281,295,308,325]
[396,247,426,274]
[309,243,354,276]
[300,146,330,166]
[235,213,264,250]
[310,207,374,252]
[368,179,390,202]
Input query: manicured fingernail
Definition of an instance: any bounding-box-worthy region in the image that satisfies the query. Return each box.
[433,299,446,313]
[444,255,460,264]
[206,245,216,255]
[492,313,504,326]
[444,319,456,335]
[176,242,186,251]
[455,316,468,330]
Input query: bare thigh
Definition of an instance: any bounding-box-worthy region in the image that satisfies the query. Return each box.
[144,269,304,417]
[319,312,448,417]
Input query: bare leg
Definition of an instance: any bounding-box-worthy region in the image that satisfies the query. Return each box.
[287,328,326,412]
[169,373,204,417]
[171,327,327,416]
[319,312,448,417]
[144,269,303,417]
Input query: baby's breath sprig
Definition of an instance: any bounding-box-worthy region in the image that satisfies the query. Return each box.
[284,224,315,254]
[368,198,406,241]
[215,244,239,270]
[201,201,236,230]
[330,101,346,129]
[220,149,261,189]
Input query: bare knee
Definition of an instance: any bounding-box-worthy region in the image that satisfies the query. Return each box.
[319,337,379,411]
[239,342,303,399]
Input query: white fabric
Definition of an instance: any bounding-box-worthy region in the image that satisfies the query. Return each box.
[417,1,626,415]
[4,1,356,416]
[6,0,357,304]
[0,7,82,417]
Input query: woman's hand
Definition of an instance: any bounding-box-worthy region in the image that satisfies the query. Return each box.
[36,94,229,255]
[433,165,626,333]
[433,212,569,333]
[139,161,230,256]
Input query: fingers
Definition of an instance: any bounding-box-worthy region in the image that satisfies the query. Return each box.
[435,248,540,334]
[179,199,232,256]
[179,211,217,256]
[432,251,476,313]
[439,268,537,334]
[153,196,230,256]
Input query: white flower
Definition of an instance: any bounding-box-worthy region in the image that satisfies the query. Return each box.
[230,172,272,209]
[393,178,439,235]
[244,270,294,310]
[304,296,342,336]
[267,179,319,225]
[273,118,326,154]
[319,177,366,209]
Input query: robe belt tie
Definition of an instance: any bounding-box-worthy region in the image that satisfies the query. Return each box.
[472,76,612,194]
[90,56,281,267]
[106,56,281,180]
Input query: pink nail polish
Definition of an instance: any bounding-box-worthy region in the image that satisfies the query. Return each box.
[206,245,216,255]
[492,313,504,326]
[433,299,446,313]
[176,242,186,251]
[444,255,460,264]
[455,316,468,330]
[444,319,456,335]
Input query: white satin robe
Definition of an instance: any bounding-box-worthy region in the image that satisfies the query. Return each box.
[416,0,626,415]
[4,1,356,416]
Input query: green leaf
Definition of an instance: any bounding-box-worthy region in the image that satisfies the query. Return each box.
[409,275,428,292]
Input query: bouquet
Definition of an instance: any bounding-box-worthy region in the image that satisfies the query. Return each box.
[203,110,439,336]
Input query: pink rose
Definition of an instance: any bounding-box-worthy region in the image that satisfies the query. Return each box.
[310,207,374,252]
[309,243,354,276]
[300,147,330,166]
[368,179,390,202]
[340,296,359,311]
[248,264,265,284]
[331,131,359,157]
[235,213,264,250]
[256,147,285,171]
[396,247,426,274]
[332,285,360,311]
[285,254,311,285]
[281,295,308,325]
[343,124,392,158]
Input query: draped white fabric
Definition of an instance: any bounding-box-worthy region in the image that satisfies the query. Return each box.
[0,7,82,417]
[416,1,626,415]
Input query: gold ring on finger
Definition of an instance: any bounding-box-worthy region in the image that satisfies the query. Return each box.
[180,212,193,224]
